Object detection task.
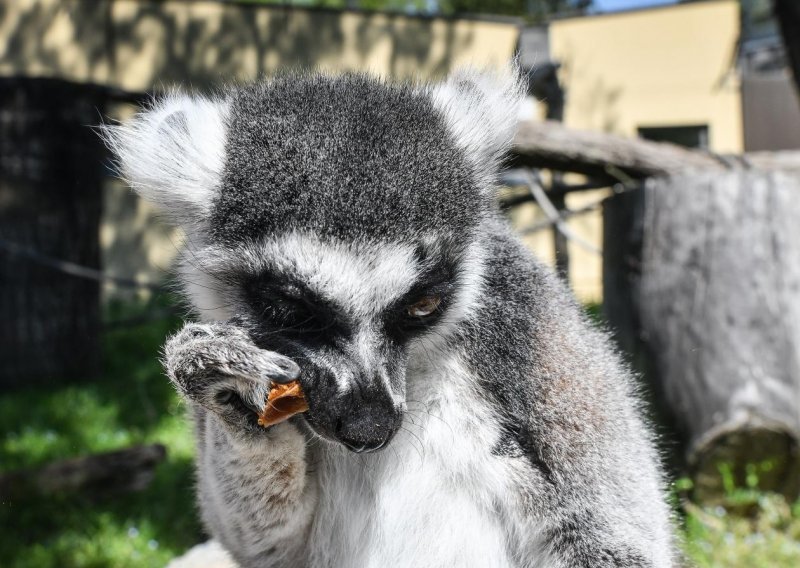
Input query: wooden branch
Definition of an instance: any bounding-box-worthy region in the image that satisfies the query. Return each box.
[512,120,721,179]
[512,121,800,178]
[499,181,610,209]
[519,196,605,235]
[743,150,800,172]
[0,444,167,500]
[520,169,600,256]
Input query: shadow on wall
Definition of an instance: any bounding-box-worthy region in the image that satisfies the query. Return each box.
[0,0,518,92]
[569,73,624,135]
[100,177,183,300]
[0,0,519,297]
[0,0,111,85]
[547,39,624,136]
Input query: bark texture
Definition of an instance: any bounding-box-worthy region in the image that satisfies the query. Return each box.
[604,169,800,500]
[512,120,800,180]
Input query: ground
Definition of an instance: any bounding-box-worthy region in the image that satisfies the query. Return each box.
[1,297,798,567]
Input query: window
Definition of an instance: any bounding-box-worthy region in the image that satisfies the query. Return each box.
[638,125,710,149]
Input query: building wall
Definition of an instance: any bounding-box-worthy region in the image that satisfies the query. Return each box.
[0,0,519,91]
[546,0,743,301]
[1,0,520,300]
[743,71,800,151]
[550,0,743,153]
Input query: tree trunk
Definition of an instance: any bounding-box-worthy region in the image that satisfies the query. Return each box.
[604,169,800,501]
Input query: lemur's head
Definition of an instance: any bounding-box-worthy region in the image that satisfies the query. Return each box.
[108,70,522,453]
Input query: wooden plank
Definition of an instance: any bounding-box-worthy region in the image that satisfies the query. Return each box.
[512,120,800,179]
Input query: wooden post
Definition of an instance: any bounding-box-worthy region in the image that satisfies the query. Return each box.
[550,175,570,282]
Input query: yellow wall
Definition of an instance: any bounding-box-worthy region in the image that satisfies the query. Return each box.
[545,0,743,301]
[0,0,520,300]
[550,0,743,153]
[0,0,519,91]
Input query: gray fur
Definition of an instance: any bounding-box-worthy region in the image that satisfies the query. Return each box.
[110,69,677,567]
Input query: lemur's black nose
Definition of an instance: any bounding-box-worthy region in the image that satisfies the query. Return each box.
[338,436,387,454]
[334,399,401,454]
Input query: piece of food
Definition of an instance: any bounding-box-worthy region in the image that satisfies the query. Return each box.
[257,380,309,427]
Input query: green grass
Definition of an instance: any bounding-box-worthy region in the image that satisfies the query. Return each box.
[684,500,800,566]
[682,490,800,566]
[1,298,798,566]
[0,296,203,567]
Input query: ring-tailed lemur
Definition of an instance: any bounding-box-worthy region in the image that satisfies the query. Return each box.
[106,69,676,567]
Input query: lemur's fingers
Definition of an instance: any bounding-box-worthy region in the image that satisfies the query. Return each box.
[162,321,300,430]
[223,317,300,383]
[164,321,297,383]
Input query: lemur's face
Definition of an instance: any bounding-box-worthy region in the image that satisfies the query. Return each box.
[109,71,521,452]
[207,233,480,453]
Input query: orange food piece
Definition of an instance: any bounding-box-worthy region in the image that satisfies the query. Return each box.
[257,380,309,427]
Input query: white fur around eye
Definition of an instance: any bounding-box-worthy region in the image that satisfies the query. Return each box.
[201,232,421,320]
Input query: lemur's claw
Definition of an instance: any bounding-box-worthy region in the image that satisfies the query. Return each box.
[265,357,300,384]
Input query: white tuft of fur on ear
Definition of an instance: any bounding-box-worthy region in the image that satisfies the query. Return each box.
[103,93,230,223]
[429,65,526,185]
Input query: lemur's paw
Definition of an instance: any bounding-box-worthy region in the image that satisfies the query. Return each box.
[163,322,300,431]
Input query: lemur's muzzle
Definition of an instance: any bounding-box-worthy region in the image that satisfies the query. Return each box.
[304,373,403,453]
[334,396,402,453]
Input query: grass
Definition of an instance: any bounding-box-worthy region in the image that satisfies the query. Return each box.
[683,493,800,566]
[1,298,798,566]
[679,464,800,566]
[0,295,203,567]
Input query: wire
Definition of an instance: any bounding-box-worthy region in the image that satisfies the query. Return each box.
[0,237,164,291]
[519,169,602,255]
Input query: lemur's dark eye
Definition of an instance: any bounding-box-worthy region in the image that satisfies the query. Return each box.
[407,296,441,318]
[243,272,349,341]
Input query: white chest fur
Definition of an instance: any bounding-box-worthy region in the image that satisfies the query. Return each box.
[306,359,522,568]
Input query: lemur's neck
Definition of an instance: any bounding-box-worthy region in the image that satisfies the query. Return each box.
[314,348,508,529]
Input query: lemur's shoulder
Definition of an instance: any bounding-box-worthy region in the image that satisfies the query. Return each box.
[462,216,652,475]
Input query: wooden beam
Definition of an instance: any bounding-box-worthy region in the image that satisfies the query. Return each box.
[512,120,800,178]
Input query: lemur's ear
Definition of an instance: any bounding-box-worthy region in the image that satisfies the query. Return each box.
[430,66,525,185]
[103,93,229,224]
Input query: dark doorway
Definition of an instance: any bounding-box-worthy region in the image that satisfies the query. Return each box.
[638,125,710,149]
